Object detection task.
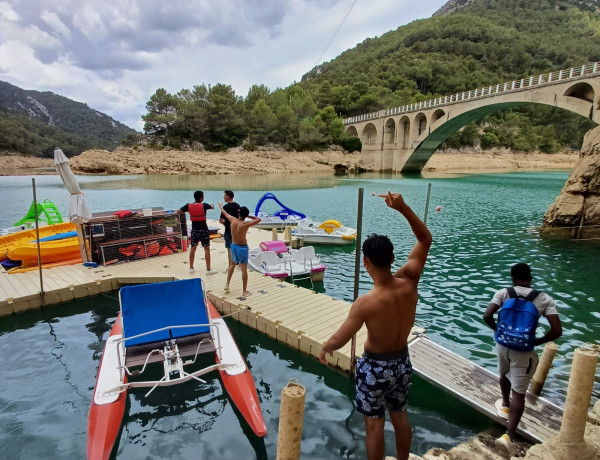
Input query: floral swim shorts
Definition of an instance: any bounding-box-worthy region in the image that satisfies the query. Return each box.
[355,348,412,417]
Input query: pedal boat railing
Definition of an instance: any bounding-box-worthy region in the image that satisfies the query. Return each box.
[105,322,235,397]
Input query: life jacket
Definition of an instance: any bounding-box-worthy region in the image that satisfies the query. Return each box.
[189,203,206,222]
[495,287,540,352]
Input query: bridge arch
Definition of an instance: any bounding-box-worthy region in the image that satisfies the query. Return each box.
[414,113,427,138]
[384,118,396,146]
[564,82,594,103]
[432,109,446,124]
[399,116,410,149]
[362,123,378,147]
[346,125,359,137]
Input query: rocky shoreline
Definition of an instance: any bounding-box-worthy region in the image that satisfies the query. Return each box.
[0,147,579,176]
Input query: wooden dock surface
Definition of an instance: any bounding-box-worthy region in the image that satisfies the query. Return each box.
[0,221,422,370]
[408,336,563,443]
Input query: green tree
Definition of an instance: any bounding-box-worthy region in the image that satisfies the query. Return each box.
[142,88,178,136]
[203,84,246,150]
[248,99,277,145]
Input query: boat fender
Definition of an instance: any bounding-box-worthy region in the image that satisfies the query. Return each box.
[83,262,98,268]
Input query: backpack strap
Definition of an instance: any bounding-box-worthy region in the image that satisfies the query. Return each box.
[506,287,517,298]
[525,289,541,302]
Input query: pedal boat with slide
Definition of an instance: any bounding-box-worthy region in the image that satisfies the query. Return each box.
[87,278,267,460]
[251,192,307,230]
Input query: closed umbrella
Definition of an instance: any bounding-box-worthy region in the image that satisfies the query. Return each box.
[53,147,92,262]
[53,147,92,224]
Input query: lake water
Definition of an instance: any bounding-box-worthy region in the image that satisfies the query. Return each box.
[0,170,599,459]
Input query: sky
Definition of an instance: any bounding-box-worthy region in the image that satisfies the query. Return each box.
[0,0,447,131]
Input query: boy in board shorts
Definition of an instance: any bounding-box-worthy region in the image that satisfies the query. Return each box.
[218,202,261,297]
[319,191,432,460]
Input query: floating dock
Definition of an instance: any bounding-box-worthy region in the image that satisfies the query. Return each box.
[0,221,563,443]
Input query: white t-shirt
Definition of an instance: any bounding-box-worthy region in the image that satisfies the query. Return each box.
[491,286,559,317]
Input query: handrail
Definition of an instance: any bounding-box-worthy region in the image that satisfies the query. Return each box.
[343,62,600,124]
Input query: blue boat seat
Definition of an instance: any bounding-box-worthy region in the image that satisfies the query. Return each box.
[120,278,210,347]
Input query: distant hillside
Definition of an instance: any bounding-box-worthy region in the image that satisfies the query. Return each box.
[0,81,138,157]
[295,0,598,151]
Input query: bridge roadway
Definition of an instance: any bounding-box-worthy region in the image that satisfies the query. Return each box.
[0,220,562,444]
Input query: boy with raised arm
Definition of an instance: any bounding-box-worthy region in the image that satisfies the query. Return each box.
[218,202,261,297]
[319,191,432,460]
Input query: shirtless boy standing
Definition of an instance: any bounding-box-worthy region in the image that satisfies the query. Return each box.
[218,202,261,297]
[319,191,432,460]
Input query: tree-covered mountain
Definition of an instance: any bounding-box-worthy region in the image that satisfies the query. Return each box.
[0,81,138,157]
[142,0,599,154]
[294,0,599,152]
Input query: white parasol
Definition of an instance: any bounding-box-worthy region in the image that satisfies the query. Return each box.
[53,147,92,224]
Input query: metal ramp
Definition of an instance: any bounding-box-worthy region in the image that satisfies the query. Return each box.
[408,336,563,443]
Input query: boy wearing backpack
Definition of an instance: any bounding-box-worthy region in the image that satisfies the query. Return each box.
[483,263,562,452]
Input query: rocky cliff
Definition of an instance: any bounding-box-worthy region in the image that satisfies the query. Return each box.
[540,126,600,239]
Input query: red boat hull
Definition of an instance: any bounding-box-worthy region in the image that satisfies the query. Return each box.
[209,303,267,437]
[87,314,127,460]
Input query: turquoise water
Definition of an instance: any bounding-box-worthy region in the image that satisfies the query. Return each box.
[0,171,599,459]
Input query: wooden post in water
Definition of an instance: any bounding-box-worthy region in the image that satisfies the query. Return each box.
[276,378,305,460]
[530,342,558,395]
[32,178,45,303]
[350,188,364,375]
[423,183,432,225]
[558,347,598,447]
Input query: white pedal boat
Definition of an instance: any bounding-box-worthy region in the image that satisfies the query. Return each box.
[248,240,326,283]
[292,218,356,245]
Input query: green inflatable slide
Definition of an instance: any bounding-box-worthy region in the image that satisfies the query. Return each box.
[14,199,64,227]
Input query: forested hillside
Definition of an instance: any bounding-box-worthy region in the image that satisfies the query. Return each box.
[0,81,138,157]
[142,0,598,154]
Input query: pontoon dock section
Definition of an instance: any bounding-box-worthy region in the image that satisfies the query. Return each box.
[0,220,562,443]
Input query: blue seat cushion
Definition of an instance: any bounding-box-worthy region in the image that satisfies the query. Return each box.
[120,279,210,347]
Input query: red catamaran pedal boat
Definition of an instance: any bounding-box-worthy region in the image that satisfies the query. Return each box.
[87,278,267,460]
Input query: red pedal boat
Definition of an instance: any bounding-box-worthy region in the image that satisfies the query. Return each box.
[87,278,267,460]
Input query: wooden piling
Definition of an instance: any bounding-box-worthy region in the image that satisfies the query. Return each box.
[276,378,305,460]
[530,342,558,396]
[559,347,598,444]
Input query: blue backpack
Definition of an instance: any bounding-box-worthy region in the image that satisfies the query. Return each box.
[494,287,540,352]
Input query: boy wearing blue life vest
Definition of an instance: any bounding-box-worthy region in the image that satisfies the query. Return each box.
[179,190,216,275]
[483,263,562,452]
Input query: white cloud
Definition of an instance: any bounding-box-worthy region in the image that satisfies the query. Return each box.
[0,0,447,131]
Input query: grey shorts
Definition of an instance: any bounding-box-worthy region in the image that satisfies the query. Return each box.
[497,344,538,394]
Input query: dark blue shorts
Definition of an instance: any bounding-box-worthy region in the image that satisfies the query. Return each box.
[223,232,232,248]
[355,348,412,417]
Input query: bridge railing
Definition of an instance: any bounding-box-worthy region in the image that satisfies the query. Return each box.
[343,62,599,124]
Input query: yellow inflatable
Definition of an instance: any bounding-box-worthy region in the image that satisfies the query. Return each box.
[0,223,76,262]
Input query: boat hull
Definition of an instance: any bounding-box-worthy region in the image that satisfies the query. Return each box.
[0,222,76,261]
[208,302,267,437]
[295,234,355,245]
[87,314,127,460]
[7,236,81,264]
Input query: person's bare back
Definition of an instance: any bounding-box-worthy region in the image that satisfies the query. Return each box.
[218,202,261,245]
[359,278,418,354]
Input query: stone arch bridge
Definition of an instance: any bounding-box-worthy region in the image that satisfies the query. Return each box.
[343,63,600,173]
